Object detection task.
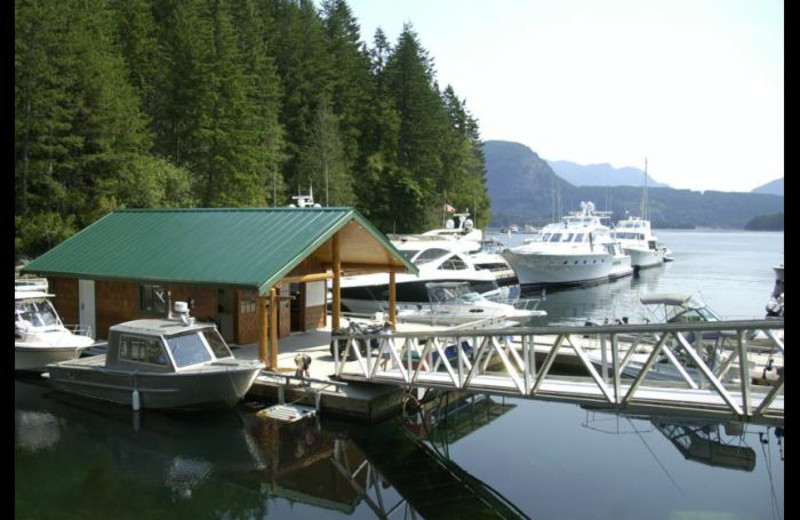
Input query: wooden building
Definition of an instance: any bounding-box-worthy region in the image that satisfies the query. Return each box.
[21,207,416,368]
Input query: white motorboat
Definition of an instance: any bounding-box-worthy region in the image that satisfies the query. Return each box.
[395,281,546,327]
[766,263,784,318]
[584,293,782,384]
[613,216,666,269]
[46,302,264,410]
[339,244,502,315]
[501,201,632,288]
[15,277,102,371]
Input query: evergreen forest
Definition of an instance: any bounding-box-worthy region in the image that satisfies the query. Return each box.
[15,0,490,257]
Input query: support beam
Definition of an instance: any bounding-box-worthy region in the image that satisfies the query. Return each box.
[259,295,268,364]
[389,271,396,325]
[270,287,278,369]
[281,272,333,284]
[332,232,341,330]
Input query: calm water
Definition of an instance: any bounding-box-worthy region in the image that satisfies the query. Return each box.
[15,230,784,520]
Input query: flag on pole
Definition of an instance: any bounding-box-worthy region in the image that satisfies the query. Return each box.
[443,203,456,213]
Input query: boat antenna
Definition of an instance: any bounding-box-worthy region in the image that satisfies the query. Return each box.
[642,158,649,220]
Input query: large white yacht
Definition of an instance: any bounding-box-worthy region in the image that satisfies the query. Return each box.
[388,212,521,304]
[338,243,504,315]
[502,201,632,288]
[613,216,666,270]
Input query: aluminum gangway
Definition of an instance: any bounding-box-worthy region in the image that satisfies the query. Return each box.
[332,319,784,427]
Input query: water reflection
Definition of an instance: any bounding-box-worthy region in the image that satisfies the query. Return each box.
[15,381,529,519]
[579,407,784,473]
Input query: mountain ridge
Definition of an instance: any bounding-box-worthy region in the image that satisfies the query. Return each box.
[546,159,669,188]
[483,140,784,229]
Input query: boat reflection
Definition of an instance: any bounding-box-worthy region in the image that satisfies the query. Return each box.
[15,381,530,519]
[579,407,783,473]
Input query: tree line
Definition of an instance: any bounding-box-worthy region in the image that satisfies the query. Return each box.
[15,0,490,257]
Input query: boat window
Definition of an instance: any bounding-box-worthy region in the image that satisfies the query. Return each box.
[15,300,60,328]
[541,233,551,241]
[549,233,562,242]
[441,256,468,270]
[166,332,213,368]
[671,309,706,323]
[574,234,584,242]
[399,250,419,261]
[414,248,449,265]
[203,328,233,359]
[562,233,574,242]
[119,335,168,366]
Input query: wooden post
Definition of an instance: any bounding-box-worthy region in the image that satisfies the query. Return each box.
[389,271,396,325]
[332,232,341,330]
[259,295,268,364]
[270,287,278,369]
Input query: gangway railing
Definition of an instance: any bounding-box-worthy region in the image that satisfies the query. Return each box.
[332,319,784,426]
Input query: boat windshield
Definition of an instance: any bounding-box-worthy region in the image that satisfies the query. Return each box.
[15,299,61,329]
[459,292,487,304]
[413,248,450,265]
[671,305,722,323]
[166,331,213,368]
[202,328,233,359]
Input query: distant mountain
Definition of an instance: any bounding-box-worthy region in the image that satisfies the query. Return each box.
[484,141,574,227]
[483,140,785,229]
[752,178,783,196]
[547,160,669,188]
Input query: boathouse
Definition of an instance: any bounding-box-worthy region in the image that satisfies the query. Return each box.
[20,207,416,368]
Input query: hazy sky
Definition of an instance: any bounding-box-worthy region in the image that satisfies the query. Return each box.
[338,0,783,193]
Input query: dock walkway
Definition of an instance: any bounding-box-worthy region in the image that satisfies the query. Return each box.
[235,317,784,426]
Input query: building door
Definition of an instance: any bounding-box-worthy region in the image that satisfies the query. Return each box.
[216,288,235,342]
[78,279,96,339]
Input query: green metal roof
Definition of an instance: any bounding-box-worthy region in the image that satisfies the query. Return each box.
[21,208,417,295]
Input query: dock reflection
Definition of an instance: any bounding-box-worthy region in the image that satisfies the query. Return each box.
[15,381,530,519]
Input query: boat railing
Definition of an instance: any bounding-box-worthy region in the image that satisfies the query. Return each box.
[513,296,544,312]
[332,319,784,426]
[63,324,94,339]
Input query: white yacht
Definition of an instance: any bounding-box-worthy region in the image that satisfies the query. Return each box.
[390,212,521,304]
[501,201,632,288]
[15,278,102,371]
[468,237,522,303]
[418,211,484,245]
[339,244,503,315]
[613,216,665,269]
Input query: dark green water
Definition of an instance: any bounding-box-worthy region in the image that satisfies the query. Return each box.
[15,230,784,520]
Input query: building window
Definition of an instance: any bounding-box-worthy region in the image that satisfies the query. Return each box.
[140,284,166,313]
[239,293,257,314]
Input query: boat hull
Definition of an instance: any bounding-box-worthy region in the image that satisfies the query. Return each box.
[15,345,93,371]
[502,251,616,287]
[624,247,664,269]
[47,358,263,409]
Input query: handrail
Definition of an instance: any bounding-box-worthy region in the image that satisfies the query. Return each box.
[333,319,784,426]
